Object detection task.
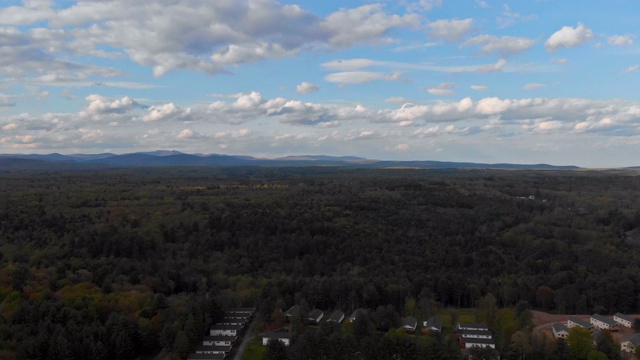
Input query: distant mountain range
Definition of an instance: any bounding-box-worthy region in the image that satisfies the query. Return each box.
[0,151,581,171]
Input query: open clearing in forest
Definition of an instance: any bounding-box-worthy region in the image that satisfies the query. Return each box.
[532,310,639,342]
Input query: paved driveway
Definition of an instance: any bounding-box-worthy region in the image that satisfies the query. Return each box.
[234,319,257,360]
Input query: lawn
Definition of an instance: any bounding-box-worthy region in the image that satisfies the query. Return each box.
[242,338,266,360]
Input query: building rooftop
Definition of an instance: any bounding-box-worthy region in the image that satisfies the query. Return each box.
[592,314,618,327]
[553,323,569,333]
[568,317,593,329]
[424,316,442,331]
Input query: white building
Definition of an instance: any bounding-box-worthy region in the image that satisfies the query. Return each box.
[210,324,242,336]
[622,333,640,352]
[590,314,618,331]
[614,313,634,328]
[202,335,236,346]
[567,317,594,331]
[552,323,569,339]
[262,332,293,346]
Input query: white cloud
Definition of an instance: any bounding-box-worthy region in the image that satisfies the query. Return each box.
[470,85,488,91]
[296,82,319,95]
[0,94,16,107]
[475,1,489,8]
[322,58,381,71]
[403,0,442,12]
[384,96,413,104]
[475,58,507,73]
[0,0,54,26]
[85,94,138,114]
[427,82,456,96]
[522,83,546,90]
[324,4,419,48]
[3,1,418,78]
[427,18,475,43]
[623,65,640,74]
[463,35,536,56]
[545,23,594,51]
[497,4,537,28]
[552,58,569,64]
[2,123,17,130]
[608,35,634,46]
[142,103,192,122]
[325,71,385,84]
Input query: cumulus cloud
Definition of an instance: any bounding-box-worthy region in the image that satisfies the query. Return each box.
[296,82,319,95]
[85,94,139,114]
[463,35,536,56]
[545,23,594,51]
[470,85,488,91]
[427,18,475,43]
[608,35,633,46]
[427,82,456,96]
[43,1,417,77]
[142,103,192,122]
[324,4,419,48]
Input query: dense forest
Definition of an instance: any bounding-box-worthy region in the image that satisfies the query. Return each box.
[1,166,640,359]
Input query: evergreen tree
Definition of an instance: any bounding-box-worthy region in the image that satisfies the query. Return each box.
[263,339,288,360]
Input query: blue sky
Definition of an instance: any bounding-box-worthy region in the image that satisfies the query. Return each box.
[1,0,640,167]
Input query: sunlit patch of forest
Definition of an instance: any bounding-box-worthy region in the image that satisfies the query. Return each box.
[1,167,639,359]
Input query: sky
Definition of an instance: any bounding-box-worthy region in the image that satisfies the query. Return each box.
[1,0,639,167]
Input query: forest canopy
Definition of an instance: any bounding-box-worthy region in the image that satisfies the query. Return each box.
[1,167,639,359]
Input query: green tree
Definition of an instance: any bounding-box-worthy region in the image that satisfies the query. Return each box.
[551,339,572,360]
[587,350,608,360]
[511,330,532,360]
[263,339,288,360]
[567,327,595,360]
[594,330,620,360]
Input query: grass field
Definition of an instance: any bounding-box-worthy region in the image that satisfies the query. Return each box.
[242,337,266,360]
[437,308,479,328]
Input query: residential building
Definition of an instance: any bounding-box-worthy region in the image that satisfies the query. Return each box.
[567,317,594,331]
[202,335,236,347]
[401,316,417,333]
[327,310,345,324]
[422,316,442,333]
[308,309,324,324]
[552,323,569,339]
[590,314,619,331]
[209,324,242,336]
[614,313,634,328]
[622,333,640,352]
[348,308,366,323]
[262,332,293,346]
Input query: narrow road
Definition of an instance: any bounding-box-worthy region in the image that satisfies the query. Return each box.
[234,318,257,360]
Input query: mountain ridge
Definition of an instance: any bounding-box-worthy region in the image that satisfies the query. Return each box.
[0,151,581,170]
